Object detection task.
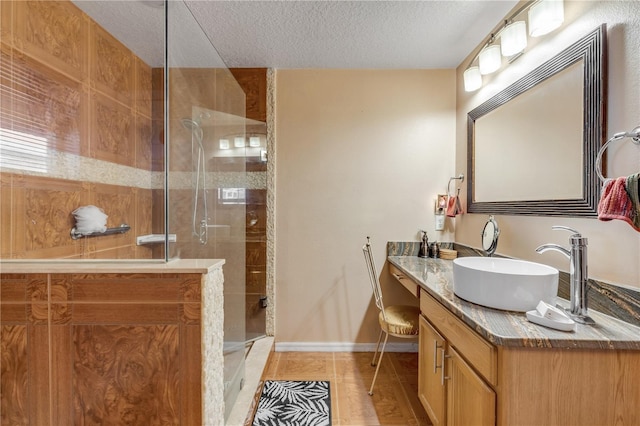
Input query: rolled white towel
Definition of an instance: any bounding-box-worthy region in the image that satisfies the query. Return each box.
[72,205,108,233]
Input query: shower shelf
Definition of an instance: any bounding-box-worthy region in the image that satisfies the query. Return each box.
[70,224,130,240]
[136,234,177,245]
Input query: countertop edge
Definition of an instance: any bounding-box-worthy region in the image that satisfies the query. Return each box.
[387,256,640,351]
[0,259,226,274]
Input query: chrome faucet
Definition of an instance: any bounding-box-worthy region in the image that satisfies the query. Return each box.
[536,226,595,325]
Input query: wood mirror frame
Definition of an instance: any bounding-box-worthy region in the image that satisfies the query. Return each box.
[467,24,607,217]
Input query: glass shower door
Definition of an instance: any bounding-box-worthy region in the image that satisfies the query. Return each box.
[166,2,246,421]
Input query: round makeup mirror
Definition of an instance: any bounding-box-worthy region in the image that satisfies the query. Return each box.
[481,215,500,257]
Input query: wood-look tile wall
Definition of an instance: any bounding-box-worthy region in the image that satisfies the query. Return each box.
[229,68,267,122]
[0,272,203,425]
[0,0,156,259]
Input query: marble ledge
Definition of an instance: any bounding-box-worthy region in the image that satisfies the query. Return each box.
[388,255,640,351]
[0,258,225,274]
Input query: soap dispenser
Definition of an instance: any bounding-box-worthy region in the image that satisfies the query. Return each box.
[419,230,429,258]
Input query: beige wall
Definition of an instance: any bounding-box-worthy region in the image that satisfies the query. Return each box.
[274,69,456,345]
[455,1,640,287]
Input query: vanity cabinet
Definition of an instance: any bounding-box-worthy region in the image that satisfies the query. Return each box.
[419,290,496,426]
[389,255,640,425]
[416,286,640,426]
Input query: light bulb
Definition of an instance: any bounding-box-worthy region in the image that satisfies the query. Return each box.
[529,0,564,37]
[464,66,482,92]
[479,44,502,75]
[501,21,527,57]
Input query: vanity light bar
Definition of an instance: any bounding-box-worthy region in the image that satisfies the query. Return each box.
[463,0,564,92]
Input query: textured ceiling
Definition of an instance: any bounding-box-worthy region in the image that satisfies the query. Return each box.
[74,0,519,69]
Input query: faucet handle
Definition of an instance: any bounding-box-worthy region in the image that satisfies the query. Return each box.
[551,225,581,237]
[552,225,587,246]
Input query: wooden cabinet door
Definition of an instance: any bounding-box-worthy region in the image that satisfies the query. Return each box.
[418,315,447,426]
[446,346,495,426]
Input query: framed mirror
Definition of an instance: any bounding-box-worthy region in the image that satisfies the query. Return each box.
[467,25,607,217]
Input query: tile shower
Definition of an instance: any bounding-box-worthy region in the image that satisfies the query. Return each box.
[0,0,255,421]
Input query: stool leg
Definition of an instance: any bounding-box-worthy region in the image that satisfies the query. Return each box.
[371,329,383,366]
[369,332,389,395]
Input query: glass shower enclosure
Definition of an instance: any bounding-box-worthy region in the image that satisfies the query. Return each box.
[0,0,247,421]
[166,2,247,420]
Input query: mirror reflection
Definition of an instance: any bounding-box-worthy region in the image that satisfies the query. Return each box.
[474,62,583,202]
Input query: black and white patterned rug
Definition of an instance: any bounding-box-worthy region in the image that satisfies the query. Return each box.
[252,380,331,426]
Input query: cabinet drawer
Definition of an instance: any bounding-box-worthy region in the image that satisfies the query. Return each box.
[389,264,419,298]
[420,289,497,386]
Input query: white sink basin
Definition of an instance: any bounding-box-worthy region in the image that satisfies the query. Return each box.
[452,257,559,312]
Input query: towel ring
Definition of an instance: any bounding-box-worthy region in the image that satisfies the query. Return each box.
[595,126,640,183]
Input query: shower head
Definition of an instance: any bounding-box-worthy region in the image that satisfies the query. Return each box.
[181,118,204,147]
[181,111,211,130]
[181,118,200,131]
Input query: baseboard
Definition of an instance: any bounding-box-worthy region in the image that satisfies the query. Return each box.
[274,341,418,353]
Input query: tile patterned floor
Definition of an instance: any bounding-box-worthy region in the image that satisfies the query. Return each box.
[245,351,432,426]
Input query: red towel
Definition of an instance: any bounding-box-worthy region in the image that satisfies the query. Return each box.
[455,192,463,215]
[598,177,640,231]
[446,193,464,217]
[446,196,457,217]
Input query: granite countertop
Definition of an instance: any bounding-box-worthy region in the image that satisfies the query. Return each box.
[388,255,640,350]
[0,259,225,274]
